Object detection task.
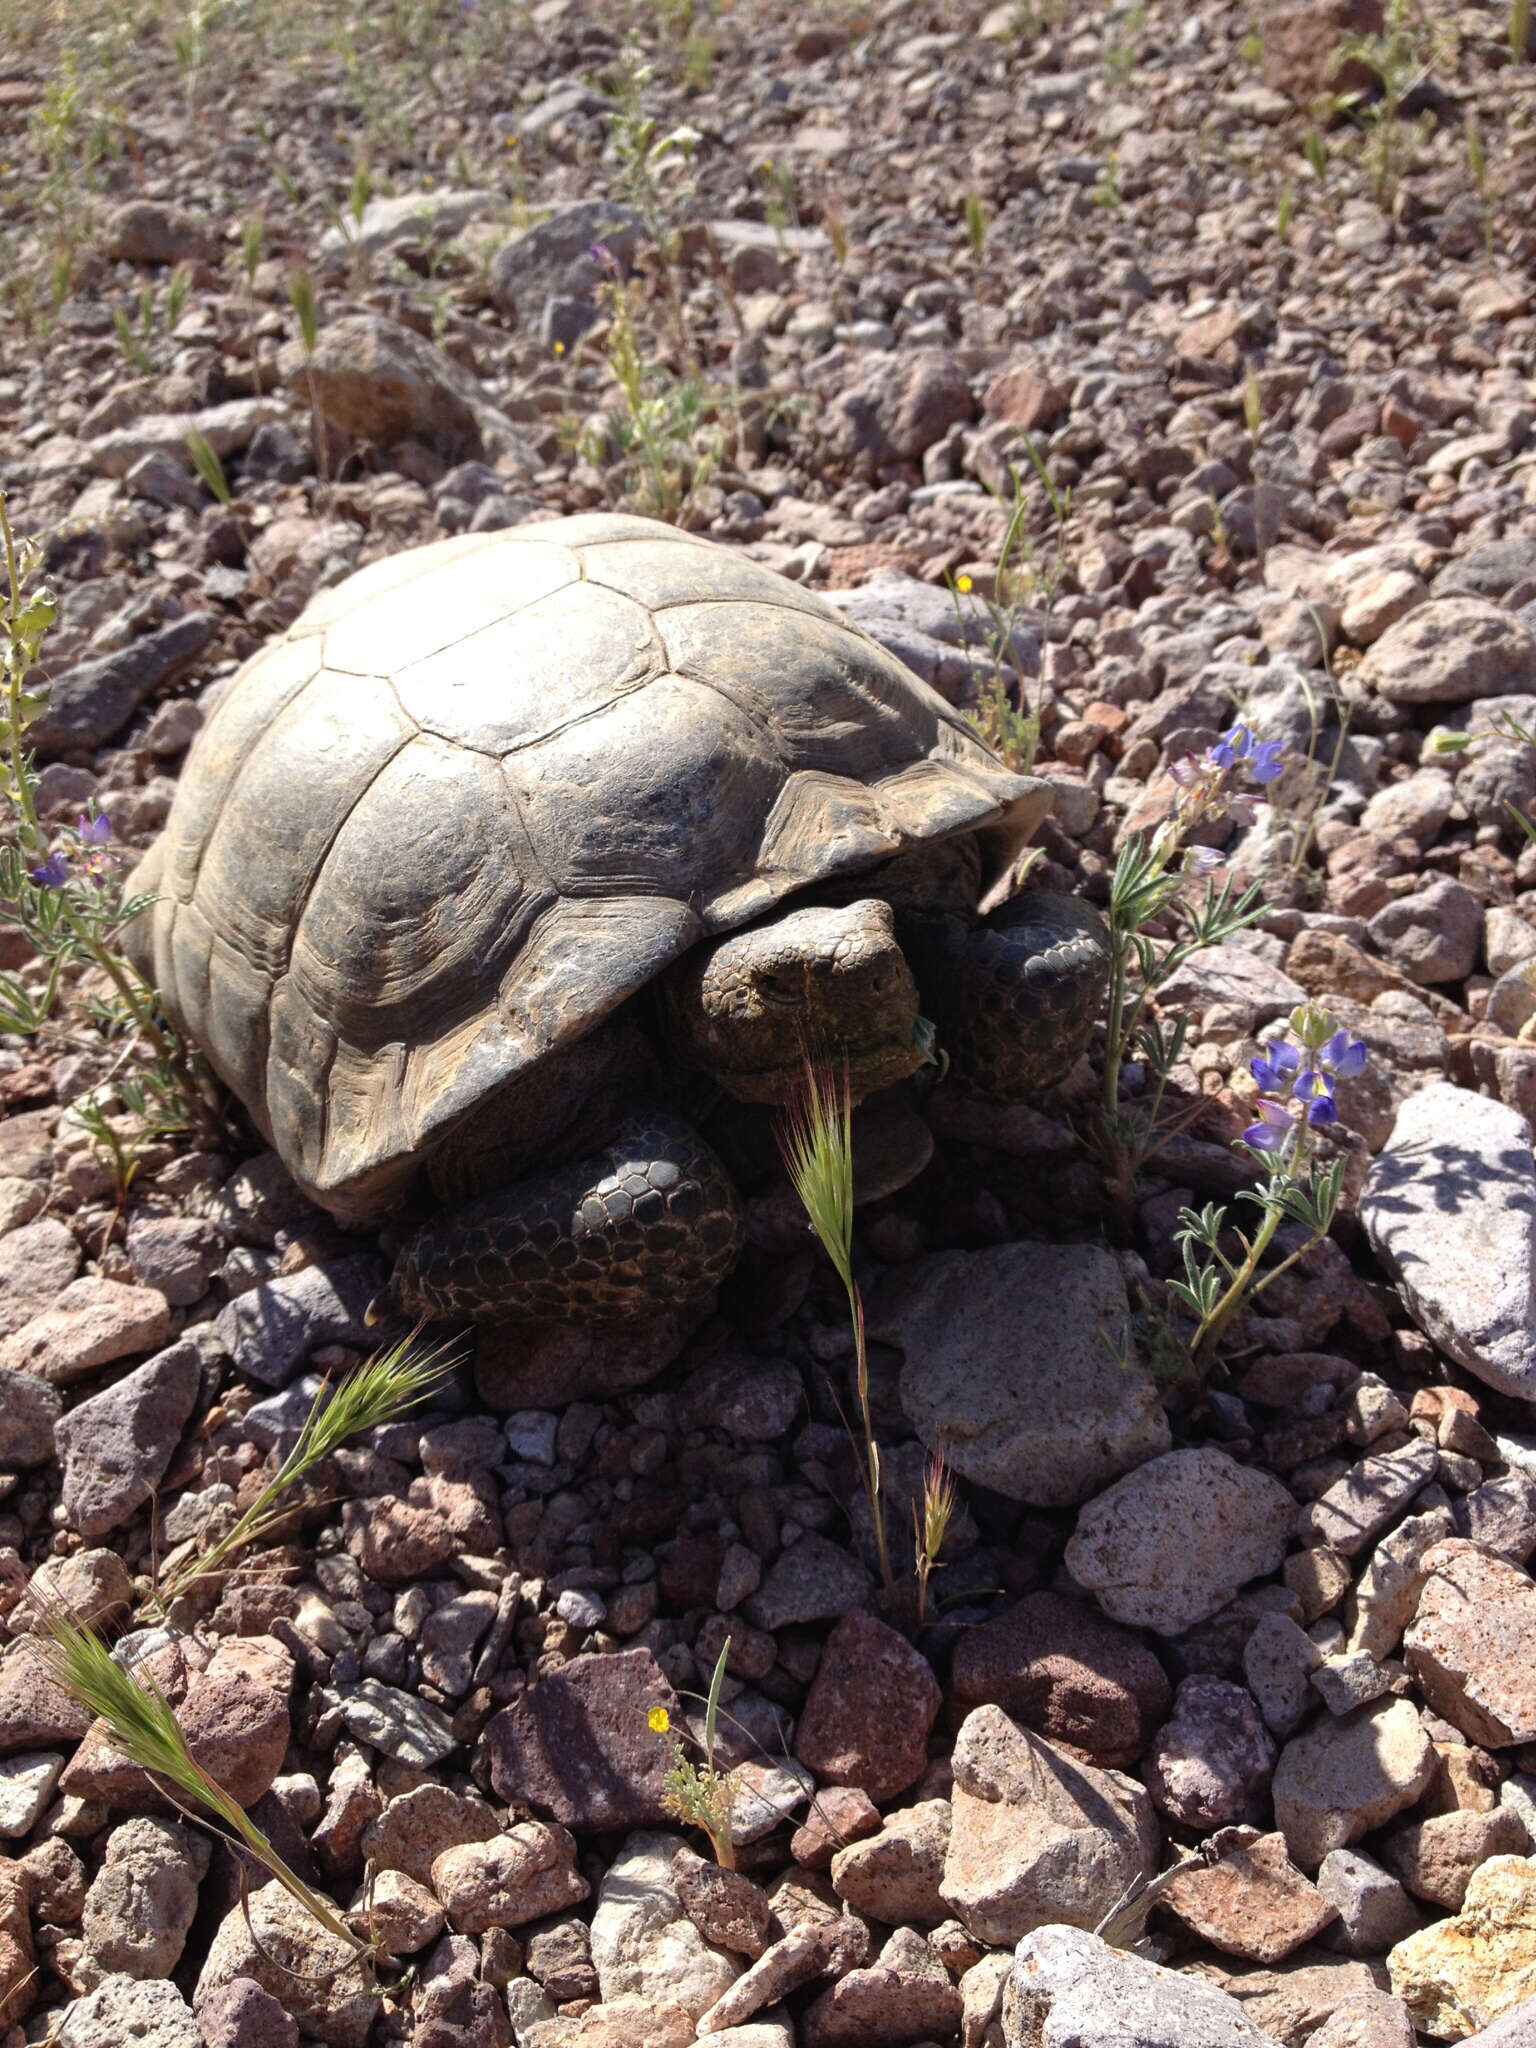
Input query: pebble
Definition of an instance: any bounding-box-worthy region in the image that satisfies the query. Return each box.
[1273,1696,1437,1870]
[798,1926,960,2048]
[0,1752,62,1837]
[742,1534,871,1631]
[1244,1612,1324,1738]
[589,1831,741,2020]
[869,1242,1170,1506]
[1381,1806,1530,1912]
[1298,1436,1441,1555]
[52,1338,202,1538]
[1347,1506,1456,1661]
[1316,1846,1423,1958]
[56,1977,200,2048]
[1359,595,1536,705]
[948,1589,1170,1767]
[195,1880,381,2048]
[793,1611,940,1803]
[214,1253,386,1388]
[1405,1539,1536,1748]
[0,1363,61,1467]
[80,1815,206,1979]
[196,1978,299,2048]
[1161,1828,1338,1963]
[1144,1674,1277,1827]
[0,1276,171,1383]
[1064,1447,1297,1634]
[431,1821,589,1933]
[333,1677,457,1766]
[830,1799,951,1927]
[939,1705,1158,1943]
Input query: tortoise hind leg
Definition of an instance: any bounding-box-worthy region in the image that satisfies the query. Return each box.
[901,891,1110,1101]
[393,1110,744,1324]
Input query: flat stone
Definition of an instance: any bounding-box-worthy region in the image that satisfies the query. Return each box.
[1064,1447,1297,1634]
[0,1364,61,1467]
[80,1814,206,1979]
[793,1612,940,1803]
[1273,1697,1437,1870]
[0,1862,29,2030]
[430,1821,589,1933]
[1405,1540,1536,1748]
[1145,1674,1276,1827]
[53,1339,202,1538]
[1162,1828,1338,1963]
[1298,1438,1441,1555]
[948,1590,1170,1767]
[56,1977,200,2048]
[1009,1923,1285,2046]
[27,613,219,755]
[1389,1854,1536,2038]
[1348,1506,1456,1661]
[195,1880,380,2048]
[1360,1086,1536,1399]
[869,1243,1170,1507]
[674,1852,776,1959]
[187,1977,298,2048]
[0,1751,63,1836]
[939,1705,1158,1944]
[1307,1987,1418,2048]
[0,1277,171,1383]
[481,1648,679,1831]
[279,312,531,464]
[0,1217,81,1338]
[743,1534,870,1631]
[589,1830,741,2021]
[0,1639,93,1757]
[698,1921,867,2036]
[1369,878,1484,984]
[1316,1847,1422,1957]
[334,1679,457,1766]
[1244,1612,1324,1738]
[1156,944,1308,1025]
[791,1784,881,1870]
[1359,596,1536,705]
[215,1255,385,1388]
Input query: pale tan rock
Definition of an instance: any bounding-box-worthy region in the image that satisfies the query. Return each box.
[1273,1697,1436,1870]
[1161,1829,1337,1963]
[1388,1854,1536,2038]
[431,1821,588,1933]
[830,1799,951,1928]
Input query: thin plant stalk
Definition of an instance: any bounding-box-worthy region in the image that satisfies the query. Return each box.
[43,1617,370,1957]
[779,1061,894,1604]
[913,1445,957,1629]
[151,1335,450,1615]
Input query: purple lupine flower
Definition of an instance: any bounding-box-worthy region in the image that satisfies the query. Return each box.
[75,810,113,881]
[1321,1027,1367,1077]
[1250,1039,1301,1093]
[1243,1099,1295,1151]
[77,812,110,846]
[1206,723,1256,772]
[1248,738,1287,784]
[1183,843,1226,875]
[29,852,68,887]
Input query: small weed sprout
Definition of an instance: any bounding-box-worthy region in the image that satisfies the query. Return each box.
[1464,114,1496,269]
[780,1060,894,1605]
[610,58,701,356]
[588,249,719,525]
[913,1447,957,1629]
[1514,0,1531,62]
[1,494,200,1180]
[1333,0,1445,211]
[657,1637,739,1868]
[1097,725,1282,1215]
[964,188,988,258]
[758,157,799,240]
[1169,1001,1362,1366]
[287,268,328,483]
[43,1618,372,1960]
[149,1335,450,1618]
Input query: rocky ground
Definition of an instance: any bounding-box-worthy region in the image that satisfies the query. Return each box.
[3,0,1536,2043]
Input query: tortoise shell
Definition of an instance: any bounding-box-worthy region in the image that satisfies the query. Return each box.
[127,513,1046,1218]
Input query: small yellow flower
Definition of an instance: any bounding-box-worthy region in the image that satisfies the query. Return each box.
[553,340,565,355]
[956,574,973,593]
[648,1706,671,1734]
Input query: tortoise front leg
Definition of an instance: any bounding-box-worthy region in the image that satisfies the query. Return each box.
[394,1110,744,1323]
[901,891,1110,1101]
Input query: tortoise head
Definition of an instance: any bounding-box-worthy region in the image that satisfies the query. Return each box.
[659,898,926,1106]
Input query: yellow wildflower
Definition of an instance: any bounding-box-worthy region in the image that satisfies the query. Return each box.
[648,1706,671,1734]
[956,574,973,593]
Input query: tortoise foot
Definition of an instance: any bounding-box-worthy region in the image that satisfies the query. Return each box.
[394,1110,745,1323]
[902,891,1110,1101]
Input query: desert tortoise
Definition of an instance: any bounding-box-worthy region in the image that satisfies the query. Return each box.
[126,513,1107,1323]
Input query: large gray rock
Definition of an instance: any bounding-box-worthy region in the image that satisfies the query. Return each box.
[1359,596,1536,704]
[489,200,646,312]
[1359,1084,1536,1398]
[215,1254,386,1387]
[825,573,1039,699]
[319,186,493,261]
[57,1975,200,2048]
[1063,1448,1296,1634]
[868,1244,1170,1507]
[79,1816,208,1980]
[27,611,219,755]
[279,313,533,465]
[1005,1923,1285,2046]
[0,1365,60,1467]
[53,1339,202,1537]
[940,1706,1158,1945]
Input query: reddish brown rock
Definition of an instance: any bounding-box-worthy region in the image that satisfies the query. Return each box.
[800,1926,962,2048]
[178,1635,293,1806]
[1161,1829,1338,1963]
[1405,1541,1536,1748]
[948,1591,1171,1767]
[792,1785,882,1870]
[0,1860,34,2027]
[794,1612,941,1803]
[480,1648,680,1831]
[981,364,1070,431]
[1381,1807,1530,1911]
[1260,0,1384,104]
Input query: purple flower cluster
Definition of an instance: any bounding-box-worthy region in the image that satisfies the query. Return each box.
[1165,722,1288,865]
[1244,1018,1367,1154]
[29,812,111,891]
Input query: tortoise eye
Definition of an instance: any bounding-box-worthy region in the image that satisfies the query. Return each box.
[754,967,802,1005]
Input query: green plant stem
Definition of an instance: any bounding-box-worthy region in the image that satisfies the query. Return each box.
[1,495,43,853]
[846,1287,893,1604]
